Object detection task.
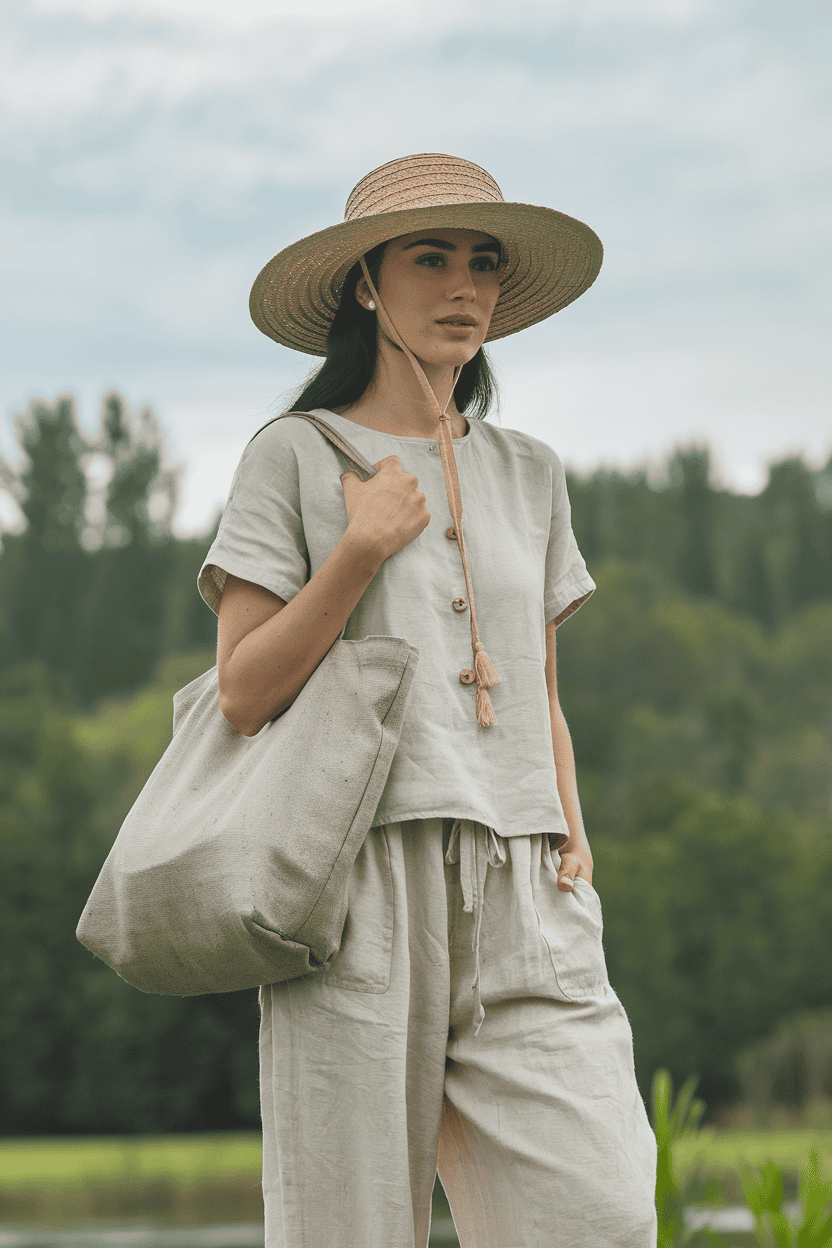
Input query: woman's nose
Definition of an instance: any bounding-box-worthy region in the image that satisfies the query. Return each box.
[447,264,476,301]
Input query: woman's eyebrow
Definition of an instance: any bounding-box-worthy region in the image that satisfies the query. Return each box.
[402,237,455,251]
[401,237,503,254]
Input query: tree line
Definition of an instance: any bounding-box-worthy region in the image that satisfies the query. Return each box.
[0,392,830,1134]
[0,393,218,709]
[569,446,832,630]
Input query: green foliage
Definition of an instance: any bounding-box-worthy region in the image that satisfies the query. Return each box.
[0,1133,261,1188]
[567,448,832,630]
[593,789,832,1106]
[741,1149,832,1247]
[671,449,718,598]
[673,1130,832,1191]
[558,562,832,822]
[0,1134,264,1222]
[0,662,102,1128]
[0,391,830,1133]
[0,397,92,693]
[737,1013,832,1128]
[16,396,88,553]
[0,653,259,1136]
[651,1069,717,1247]
[762,460,832,615]
[550,557,832,1108]
[71,394,182,703]
[0,392,216,706]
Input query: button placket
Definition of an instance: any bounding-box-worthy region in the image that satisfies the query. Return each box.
[437,466,479,696]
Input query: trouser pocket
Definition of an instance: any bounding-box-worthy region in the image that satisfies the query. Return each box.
[534,837,610,1002]
[318,827,394,993]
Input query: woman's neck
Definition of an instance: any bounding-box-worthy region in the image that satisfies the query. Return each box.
[334,342,468,440]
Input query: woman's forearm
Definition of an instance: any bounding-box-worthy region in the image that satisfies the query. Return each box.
[220,530,383,736]
[549,701,594,878]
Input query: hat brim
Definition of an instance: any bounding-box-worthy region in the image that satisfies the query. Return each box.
[249,202,603,356]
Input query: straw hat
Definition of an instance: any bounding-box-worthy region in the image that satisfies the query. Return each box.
[250,153,603,356]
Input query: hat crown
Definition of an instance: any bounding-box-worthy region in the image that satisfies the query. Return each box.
[345,153,504,222]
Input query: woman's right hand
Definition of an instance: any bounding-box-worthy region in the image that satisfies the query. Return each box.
[340,455,431,562]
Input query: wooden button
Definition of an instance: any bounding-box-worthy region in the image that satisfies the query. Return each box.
[459,669,475,685]
[452,597,468,612]
[445,527,457,540]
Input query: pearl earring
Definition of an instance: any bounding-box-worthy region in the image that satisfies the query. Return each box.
[368,300,376,310]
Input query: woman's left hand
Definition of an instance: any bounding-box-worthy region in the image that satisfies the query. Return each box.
[557,848,593,893]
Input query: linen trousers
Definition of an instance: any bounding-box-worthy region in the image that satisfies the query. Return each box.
[259,818,657,1248]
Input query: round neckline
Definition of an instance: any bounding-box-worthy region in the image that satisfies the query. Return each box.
[317,408,472,445]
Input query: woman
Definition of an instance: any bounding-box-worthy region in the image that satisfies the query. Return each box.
[198,154,657,1248]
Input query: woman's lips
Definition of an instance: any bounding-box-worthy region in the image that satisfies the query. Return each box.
[436,317,477,328]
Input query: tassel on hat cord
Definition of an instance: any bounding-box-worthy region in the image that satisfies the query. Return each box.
[475,683,497,728]
[473,639,499,686]
[360,258,500,727]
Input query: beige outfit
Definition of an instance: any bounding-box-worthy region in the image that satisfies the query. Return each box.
[199,410,596,844]
[200,415,656,1245]
[260,819,657,1247]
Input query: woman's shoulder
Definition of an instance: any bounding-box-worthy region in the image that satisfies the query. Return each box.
[233,412,345,481]
[244,411,331,455]
[219,414,335,513]
[475,419,566,474]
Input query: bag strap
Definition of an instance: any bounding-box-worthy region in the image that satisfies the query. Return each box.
[249,410,379,481]
[251,411,381,644]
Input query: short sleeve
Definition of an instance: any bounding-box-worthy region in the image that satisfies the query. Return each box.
[197,422,310,616]
[543,449,596,626]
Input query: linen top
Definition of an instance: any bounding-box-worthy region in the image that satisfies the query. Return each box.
[198,409,596,843]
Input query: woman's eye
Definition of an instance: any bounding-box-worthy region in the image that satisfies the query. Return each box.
[415,253,445,267]
[471,257,498,272]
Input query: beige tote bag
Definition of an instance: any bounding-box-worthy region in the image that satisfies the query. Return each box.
[76,414,418,996]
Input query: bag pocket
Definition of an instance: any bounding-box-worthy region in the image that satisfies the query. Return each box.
[536,840,610,1002]
[319,827,394,993]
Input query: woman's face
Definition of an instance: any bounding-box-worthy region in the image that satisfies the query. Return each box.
[361,228,503,368]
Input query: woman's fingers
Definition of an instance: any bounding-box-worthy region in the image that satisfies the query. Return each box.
[557,851,591,892]
[340,456,402,510]
[340,456,430,560]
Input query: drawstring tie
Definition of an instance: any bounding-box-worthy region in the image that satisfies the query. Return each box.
[359,257,500,727]
[444,819,506,1035]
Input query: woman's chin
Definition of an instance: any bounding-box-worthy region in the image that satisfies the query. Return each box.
[413,344,481,370]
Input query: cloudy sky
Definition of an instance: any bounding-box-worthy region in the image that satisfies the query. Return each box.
[1,0,829,537]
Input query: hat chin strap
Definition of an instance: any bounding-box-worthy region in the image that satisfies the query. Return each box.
[359,257,499,728]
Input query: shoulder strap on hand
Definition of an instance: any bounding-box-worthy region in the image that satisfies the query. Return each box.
[249,411,378,481]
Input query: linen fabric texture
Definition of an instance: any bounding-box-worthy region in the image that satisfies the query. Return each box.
[76,632,418,995]
[199,410,596,846]
[260,817,657,1248]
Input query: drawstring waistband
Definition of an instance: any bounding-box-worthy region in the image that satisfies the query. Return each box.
[444,819,506,1035]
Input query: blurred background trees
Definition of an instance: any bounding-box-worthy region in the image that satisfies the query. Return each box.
[0,391,829,1133]
[0,392,217,707]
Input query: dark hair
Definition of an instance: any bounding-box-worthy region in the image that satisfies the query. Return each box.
[288,240,498,420]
